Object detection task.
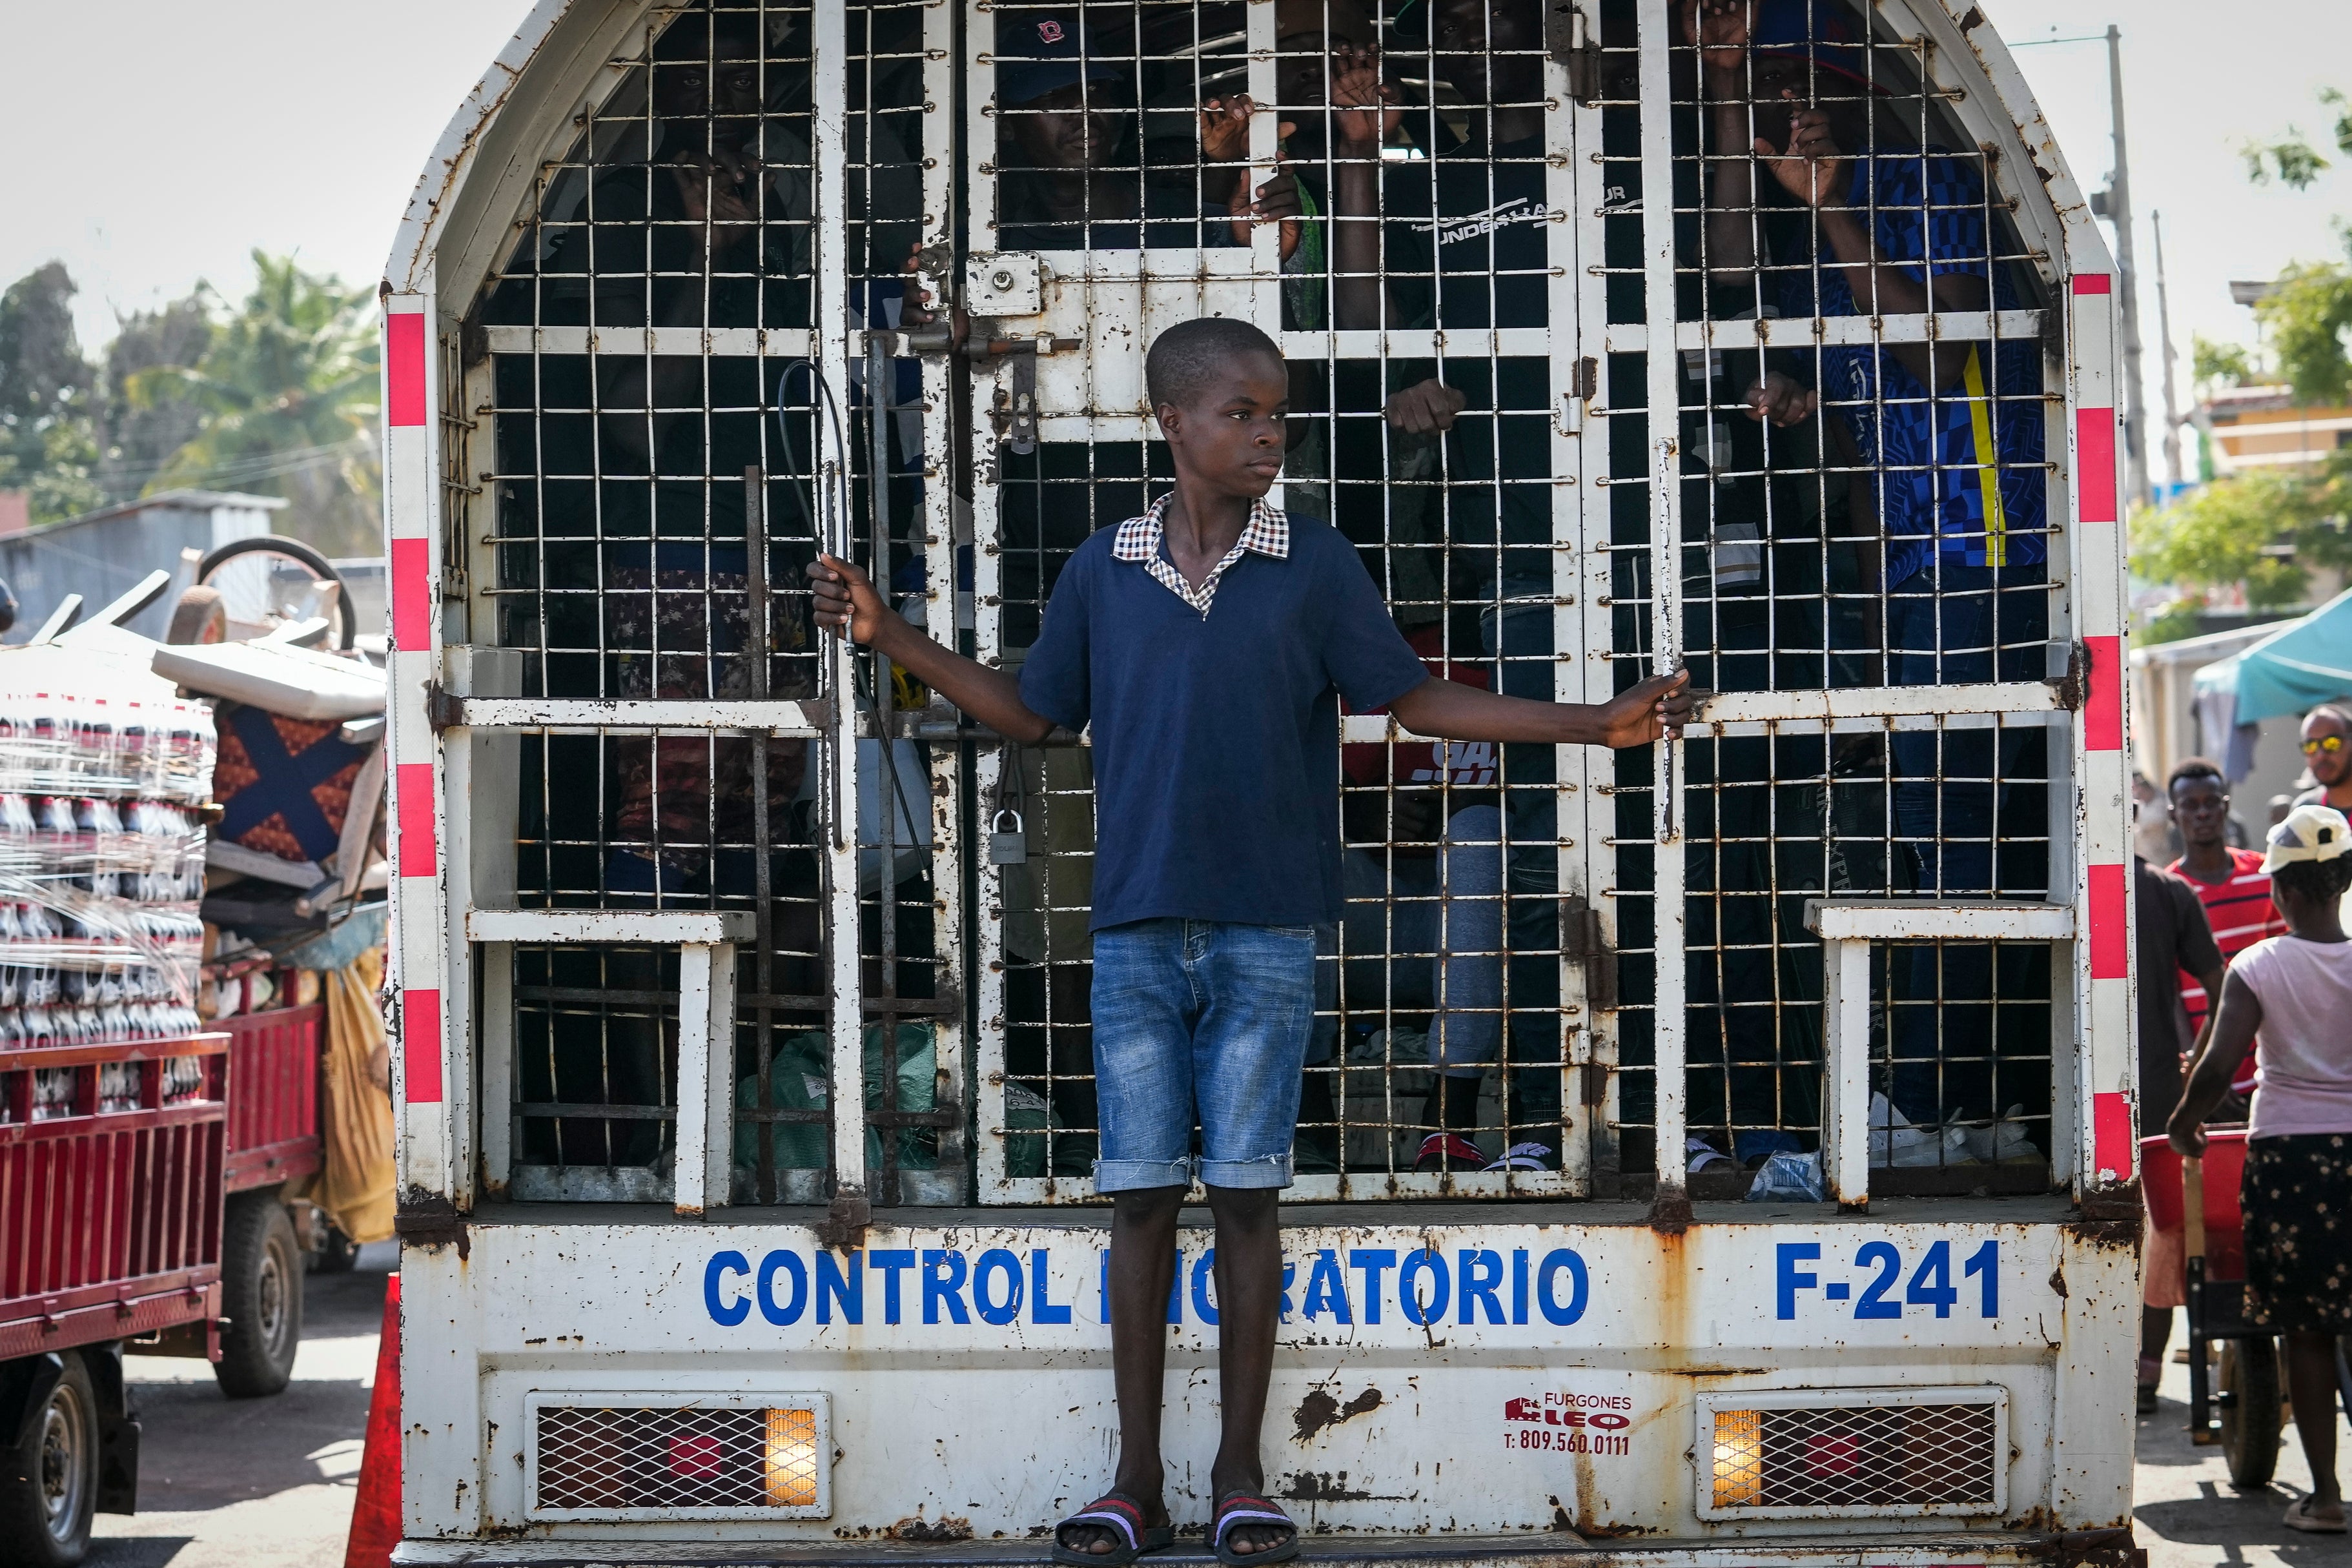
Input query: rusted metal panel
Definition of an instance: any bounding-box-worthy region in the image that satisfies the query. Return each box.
[398,1216,2111,1540]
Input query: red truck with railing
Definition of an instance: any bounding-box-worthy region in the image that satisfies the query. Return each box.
[0,599,339,1568]
[0,1005,327,1568]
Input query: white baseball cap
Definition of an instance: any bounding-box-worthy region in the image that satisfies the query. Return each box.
[2260,802,2351,873]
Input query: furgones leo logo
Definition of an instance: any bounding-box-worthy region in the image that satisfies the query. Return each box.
[1504,1391,1632,1430]
[1502,1390,1635,1457]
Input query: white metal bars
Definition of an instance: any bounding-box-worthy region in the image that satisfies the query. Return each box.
[1602,0,2109,1194]
[1806,899,2073,1206]
[1634,0,1688,1213]
[965,0,1596,1201]
[813,0,868,1218]
[433,0,972,1213]
[469,908,752,1213]
[1553,7,1606,1196]
[391,0,2126,1216]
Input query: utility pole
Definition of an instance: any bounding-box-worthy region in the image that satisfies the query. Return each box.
[2103,24,2152,511]
[2153,210,2183,493]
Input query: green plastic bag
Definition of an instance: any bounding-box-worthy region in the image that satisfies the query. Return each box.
[1002,1080,1051,1179]
[733,1023,936,1173]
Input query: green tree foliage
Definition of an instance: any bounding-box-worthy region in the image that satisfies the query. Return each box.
[2134,463,2352,612]
[2242,88,2352,190]
[2258,258,2352,408]
[0,254,382,555]
[2192,334,2262,396]
[129,252,382,556]
[96,290,216,502]
[0,263,103,524]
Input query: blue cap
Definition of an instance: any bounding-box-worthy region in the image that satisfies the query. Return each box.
[995,13,1129,106]
[1750,0,1879,91]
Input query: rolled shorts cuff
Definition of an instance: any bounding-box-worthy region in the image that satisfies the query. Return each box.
[1198,1153,1294,1190]
[1092,1157,1196,1194]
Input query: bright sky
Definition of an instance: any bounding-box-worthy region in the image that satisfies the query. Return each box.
[3,0,2348,459]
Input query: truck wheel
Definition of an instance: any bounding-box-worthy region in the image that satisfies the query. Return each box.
[216,1196,303,1398]
[0,1352,97,1568]
[2219,1336,2282,1490]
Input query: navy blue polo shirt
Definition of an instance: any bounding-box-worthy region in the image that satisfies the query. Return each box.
[1017,504,1428,931]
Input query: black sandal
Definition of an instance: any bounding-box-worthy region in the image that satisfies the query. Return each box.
[1212,1490,1300,1567]
[1052,1491,1174,1567]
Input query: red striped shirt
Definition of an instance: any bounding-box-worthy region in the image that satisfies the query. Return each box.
[2170,848,2287,1072]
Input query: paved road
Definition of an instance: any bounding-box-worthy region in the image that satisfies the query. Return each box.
[82,1270,2352,1567]
[89,1243,393,1568]
[2139,1342,2352,1568]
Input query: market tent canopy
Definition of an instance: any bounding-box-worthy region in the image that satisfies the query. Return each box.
[2192,587,2352,724]
[2129,619,2282,784]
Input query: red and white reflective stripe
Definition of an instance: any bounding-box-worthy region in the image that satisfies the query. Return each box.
[386,312,428,429]
[2068,266,2132,1188]
[398,762,439,878]
[404,989,444,1105]
[382,294,450,1188]
[2085,862,2128,979]
[2071,274,2120,530]
[2069,271,2127,862]
[2091,1091,2134,1182]
[2067,273,2121,578]
[391,536,433,653]
[2083,633,2122,752]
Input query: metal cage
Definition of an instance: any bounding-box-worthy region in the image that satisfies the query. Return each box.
[384,0,2131,1219]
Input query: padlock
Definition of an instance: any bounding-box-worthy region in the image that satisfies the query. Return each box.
[989,808,1027,865]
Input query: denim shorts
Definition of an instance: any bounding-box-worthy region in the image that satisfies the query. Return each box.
[1090,918,1316,1194]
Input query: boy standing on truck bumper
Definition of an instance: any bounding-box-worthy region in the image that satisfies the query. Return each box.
[808,317,1690,1566]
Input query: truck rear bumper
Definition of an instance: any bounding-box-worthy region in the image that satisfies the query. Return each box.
[391,1530,2101,1568]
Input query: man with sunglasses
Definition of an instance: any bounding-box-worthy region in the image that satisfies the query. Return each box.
[2293,705,2352,816]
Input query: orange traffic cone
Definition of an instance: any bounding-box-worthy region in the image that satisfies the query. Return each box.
[345,1274,402,1568]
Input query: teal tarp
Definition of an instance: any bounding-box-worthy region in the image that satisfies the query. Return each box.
[2191,587,2352,724]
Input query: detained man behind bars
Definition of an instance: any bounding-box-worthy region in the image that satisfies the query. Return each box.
[809,318,1690,1565]
[1686,0,2049,891]
[1685,0,2051,1129]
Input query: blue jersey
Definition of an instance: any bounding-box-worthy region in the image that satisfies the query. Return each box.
[1777,147,2046,590]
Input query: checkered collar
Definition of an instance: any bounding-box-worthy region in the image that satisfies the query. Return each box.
[1111,494,1290,565]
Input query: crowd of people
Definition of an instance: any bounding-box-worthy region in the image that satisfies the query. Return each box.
[2136,704,2352,1533]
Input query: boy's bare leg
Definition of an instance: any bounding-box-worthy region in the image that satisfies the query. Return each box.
[1068,1187,1184,1554]
[1207,1186,1289,1554]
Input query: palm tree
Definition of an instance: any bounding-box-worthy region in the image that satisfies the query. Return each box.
[131,252,382,556]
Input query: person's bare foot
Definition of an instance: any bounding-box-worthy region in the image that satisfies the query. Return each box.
[2284,1497,2347,1534]
[1223,1522,1287,1554]
[1057,1492,1171,1557]
[1211,1485,1297,1558]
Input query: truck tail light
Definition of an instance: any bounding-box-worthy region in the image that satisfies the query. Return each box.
[1711,1408,1764,1508]
[764,1406,820,1508]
